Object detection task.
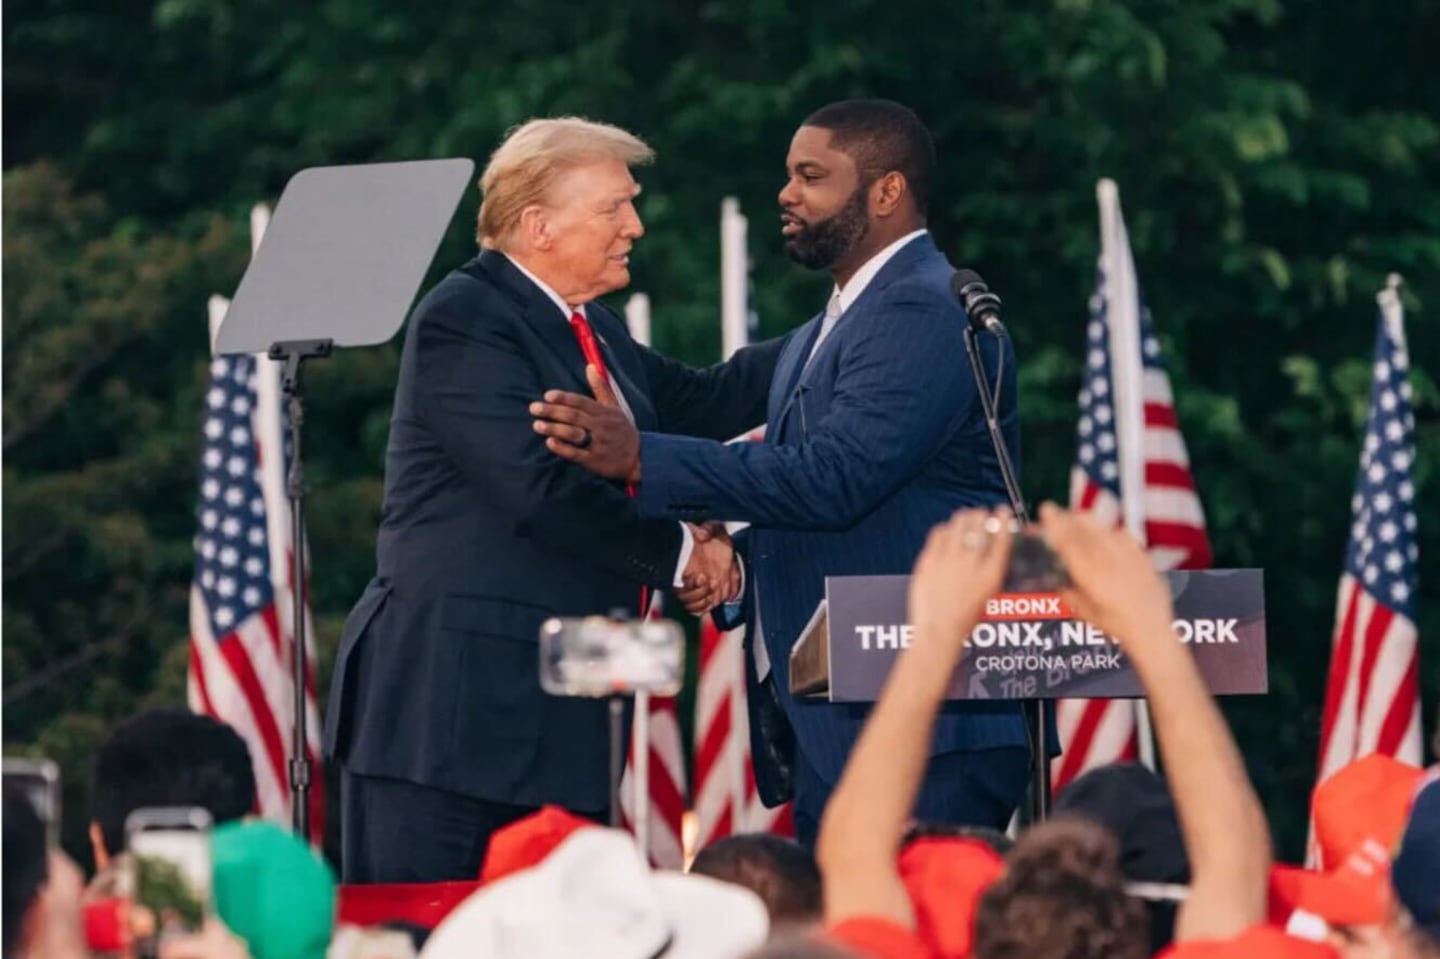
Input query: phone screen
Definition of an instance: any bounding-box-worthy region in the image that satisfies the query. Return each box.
[2,758,61,849]
[126,808,213,948]
[539,616,684,696]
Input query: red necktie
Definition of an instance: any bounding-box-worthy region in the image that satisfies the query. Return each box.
[568,312,650,614]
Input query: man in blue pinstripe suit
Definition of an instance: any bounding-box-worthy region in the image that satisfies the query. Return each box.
[533,99,1031,847]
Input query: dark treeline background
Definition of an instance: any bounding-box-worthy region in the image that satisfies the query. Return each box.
[4,0,1438,866]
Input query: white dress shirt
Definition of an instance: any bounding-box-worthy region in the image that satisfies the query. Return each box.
[752,229,929,679]
[506,254,694,591]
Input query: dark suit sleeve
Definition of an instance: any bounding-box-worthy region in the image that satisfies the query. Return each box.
[637,335,786,440]
[634,287,984,530]
[414,291,682,587]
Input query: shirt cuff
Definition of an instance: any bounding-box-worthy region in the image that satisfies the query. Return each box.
[726,555,747,606]
[672,522,694,588]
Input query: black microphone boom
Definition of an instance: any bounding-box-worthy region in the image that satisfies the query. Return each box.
[950,269,1005,336]
[949,265,1050,824]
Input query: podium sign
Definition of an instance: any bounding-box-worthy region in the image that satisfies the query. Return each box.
[796,570,1267,702]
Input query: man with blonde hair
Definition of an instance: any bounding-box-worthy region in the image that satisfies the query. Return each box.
[324,116,783,882]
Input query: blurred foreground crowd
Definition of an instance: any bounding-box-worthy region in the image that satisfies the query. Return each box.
[6,506,1436,959]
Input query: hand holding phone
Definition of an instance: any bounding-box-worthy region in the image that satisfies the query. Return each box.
[3,757,61,849]
[125,807,214,957]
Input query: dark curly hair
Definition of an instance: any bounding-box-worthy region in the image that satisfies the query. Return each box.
[973,818,1149,959]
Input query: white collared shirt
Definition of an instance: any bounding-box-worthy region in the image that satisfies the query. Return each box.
[503,253,693,593]
[806,228,928,363]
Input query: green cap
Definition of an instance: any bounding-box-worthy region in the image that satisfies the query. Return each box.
[210,820,336,959]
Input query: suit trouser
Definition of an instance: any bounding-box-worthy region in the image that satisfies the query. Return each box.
[789,743,1031,851]
[338,767,605,883]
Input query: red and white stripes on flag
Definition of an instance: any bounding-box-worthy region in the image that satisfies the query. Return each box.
[1055,180,1213,793]
[618,292,689,869]
[1312,276,1422,861]
[692,198,795,853]
[694,613,795,850]
[618,621,689,868]
[187,205,324,841]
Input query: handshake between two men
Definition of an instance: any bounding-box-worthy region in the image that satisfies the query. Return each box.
[530,364,741,616]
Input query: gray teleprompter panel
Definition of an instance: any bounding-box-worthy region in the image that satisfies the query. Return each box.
[216,158,474,354]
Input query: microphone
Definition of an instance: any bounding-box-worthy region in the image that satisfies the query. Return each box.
[950,269,1006,337]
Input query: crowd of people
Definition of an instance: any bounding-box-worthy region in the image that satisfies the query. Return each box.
[5,506,1436,959]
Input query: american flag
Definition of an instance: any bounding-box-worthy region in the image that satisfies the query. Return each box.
[1056,180,1212,793]
[1312,276,1422,862]
[618,292,689,869]
[694,610,794,850]
[188,254,324,840]
[692,198,794,854]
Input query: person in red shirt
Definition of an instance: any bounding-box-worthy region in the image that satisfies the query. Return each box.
[1041,506,1335,959]
[811,507,1018,959]
[805,505,1341,959]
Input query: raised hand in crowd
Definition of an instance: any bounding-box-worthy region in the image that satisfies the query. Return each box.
[531,365,642,483]
[4,785,90,959]
[1037,501,1176,654]
[1038,503,1273,946]
[28,851,89,959]
[816,508,1013,932]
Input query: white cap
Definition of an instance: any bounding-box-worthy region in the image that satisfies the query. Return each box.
[419,827,769,959]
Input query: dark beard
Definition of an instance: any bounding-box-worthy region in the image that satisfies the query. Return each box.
[784,187,871,270]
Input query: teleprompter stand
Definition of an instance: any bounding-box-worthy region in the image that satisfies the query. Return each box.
[215,159,473,836]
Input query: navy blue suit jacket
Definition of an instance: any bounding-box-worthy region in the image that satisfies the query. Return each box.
[635,235,1028,797]
[323,251,782,812]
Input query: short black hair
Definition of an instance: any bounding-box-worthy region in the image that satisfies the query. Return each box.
[3,785,48,959]
[91,709,257,855]
[802,99,936,214]
[690,834,822,926]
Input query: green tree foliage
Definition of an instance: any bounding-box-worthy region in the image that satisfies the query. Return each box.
[4,0,1437,861]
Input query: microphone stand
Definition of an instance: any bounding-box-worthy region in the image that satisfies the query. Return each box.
[961,324,1051,824]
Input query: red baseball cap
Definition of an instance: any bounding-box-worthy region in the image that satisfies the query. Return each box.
[1312,755,1423,870]
[1263,754,1426,933]
[1268,841,1393,929]
[479,805,598,883]
[898,837,1005,959]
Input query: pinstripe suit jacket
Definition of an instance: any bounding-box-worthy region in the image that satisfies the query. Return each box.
[635,235,1029,797]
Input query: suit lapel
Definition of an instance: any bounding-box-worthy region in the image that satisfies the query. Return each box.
[774,235,944,439]
[793,235,943,395]
[769,313,824,442]
[473,250,592,394]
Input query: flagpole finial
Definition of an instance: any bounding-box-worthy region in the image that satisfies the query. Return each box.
[249,204,272,257]
[1378,272,1404,309]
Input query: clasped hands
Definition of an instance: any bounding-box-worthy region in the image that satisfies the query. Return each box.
[677,521,742,616]
[531,366,739,615]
